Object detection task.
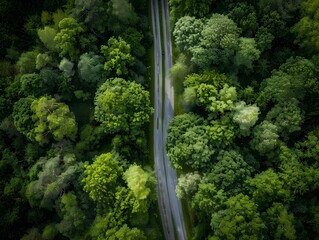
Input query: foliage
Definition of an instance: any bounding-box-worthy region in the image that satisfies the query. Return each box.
[173,16,204,52]
[250,121,280,155]
[82,153,123,203]
[100,37,134,76]
[292,0,319,52]
[94,78,153,134]
[26,153,81,208]
[31,97,77,145]
[206,150,252,196]
[190,14,240,68]
[167,125,214,170]
[210,194,266,240]
[176,172,201,199]
[233,101,259,135]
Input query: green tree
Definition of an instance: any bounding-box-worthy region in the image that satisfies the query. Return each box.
[13,97,35,139]
[167,125,214,170]
[72,0,111,34]
[190,14,240,68]
[82,153,123,203]
[247,169,292,209]
[58,58,75,77]
[173,16,204,52]
[170,0,214,21]
[26,154,81,208]
[264,203,296,240]
[57,192,86,238]
[54,17,93,60]
[100,37,134,76]
[210,194,266,240]
[78,52,105,87]
[206,150,252,195]
[234,38,260,69]
[232,101,259,136]
[123,164,155,201]
[251,121,280,156]
[266,99,304,139]
[94,78,153,134]
[192,182,226,215]
[37,26,57,51]
[176,172,201,199]
[16,50,38,74]
[31,97,77,145]
[292,0,319,52]
[167,113,204,149]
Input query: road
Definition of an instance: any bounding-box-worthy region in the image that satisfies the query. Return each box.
[151,0,186,239]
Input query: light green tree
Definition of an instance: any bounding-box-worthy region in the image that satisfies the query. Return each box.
[94,78,153,134]
[37,26,57,51]
[82,153,123,203]
[101,37,134,76]
[176,172,201,199]
[233,101,259,135]
[173,16,204,52]
[31,97,77,145]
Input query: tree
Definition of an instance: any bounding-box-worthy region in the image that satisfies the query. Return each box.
[58,58,75,77]
[13,97,35,139]
[266,99,304,139]
[82,153,123,203]
[19,73,55,97]
[207,84,237,115]
[170,0,214,21]
[173,16,204,52]
[251,121,280,156]
[54,17,94,60]
[190,14,240,68]
[176,172,201,199]
[247,169,292,209]
[26,154,81,208]
[192,182,226,215]
[123,164,155,201]
[72,0,111,34]
[167,113,204,149]
[120,28,145,58]
[206,150,252,196]
[210,194,266,240]
[234,38,260,69]
[31,97,77,145]
[292,0,319,52]
[36,53,52,70]
[113,224,147,240]
[100,37,134,76]
[94,78,153,134]
[167,125,214,170]
[232,101,260,136]
[295,131,319,162]
[78,52,105,87]
[205,117,235,148]
[57,192,86,238]
[16,50,38,74]
[37,26,57,51]
[228,3,258,37]
[264,203,296,240]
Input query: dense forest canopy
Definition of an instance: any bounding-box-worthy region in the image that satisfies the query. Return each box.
[169,0,319,239]
[1,0,319,239]
[0,0,162,239]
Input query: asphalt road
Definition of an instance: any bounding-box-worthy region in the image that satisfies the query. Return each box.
[151,0,186,239]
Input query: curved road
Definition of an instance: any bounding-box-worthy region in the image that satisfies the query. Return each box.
[151,0,186,239]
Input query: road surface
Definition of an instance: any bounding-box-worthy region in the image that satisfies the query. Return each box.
[151,0,186,239]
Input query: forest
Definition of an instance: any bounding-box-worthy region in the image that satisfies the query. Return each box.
[1,0,319,239]
[0,0,161,239]
[168,0,319,239]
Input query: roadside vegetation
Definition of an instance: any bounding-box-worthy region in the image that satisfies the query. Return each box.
[0,0,162,239]
[168,0,319,239]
